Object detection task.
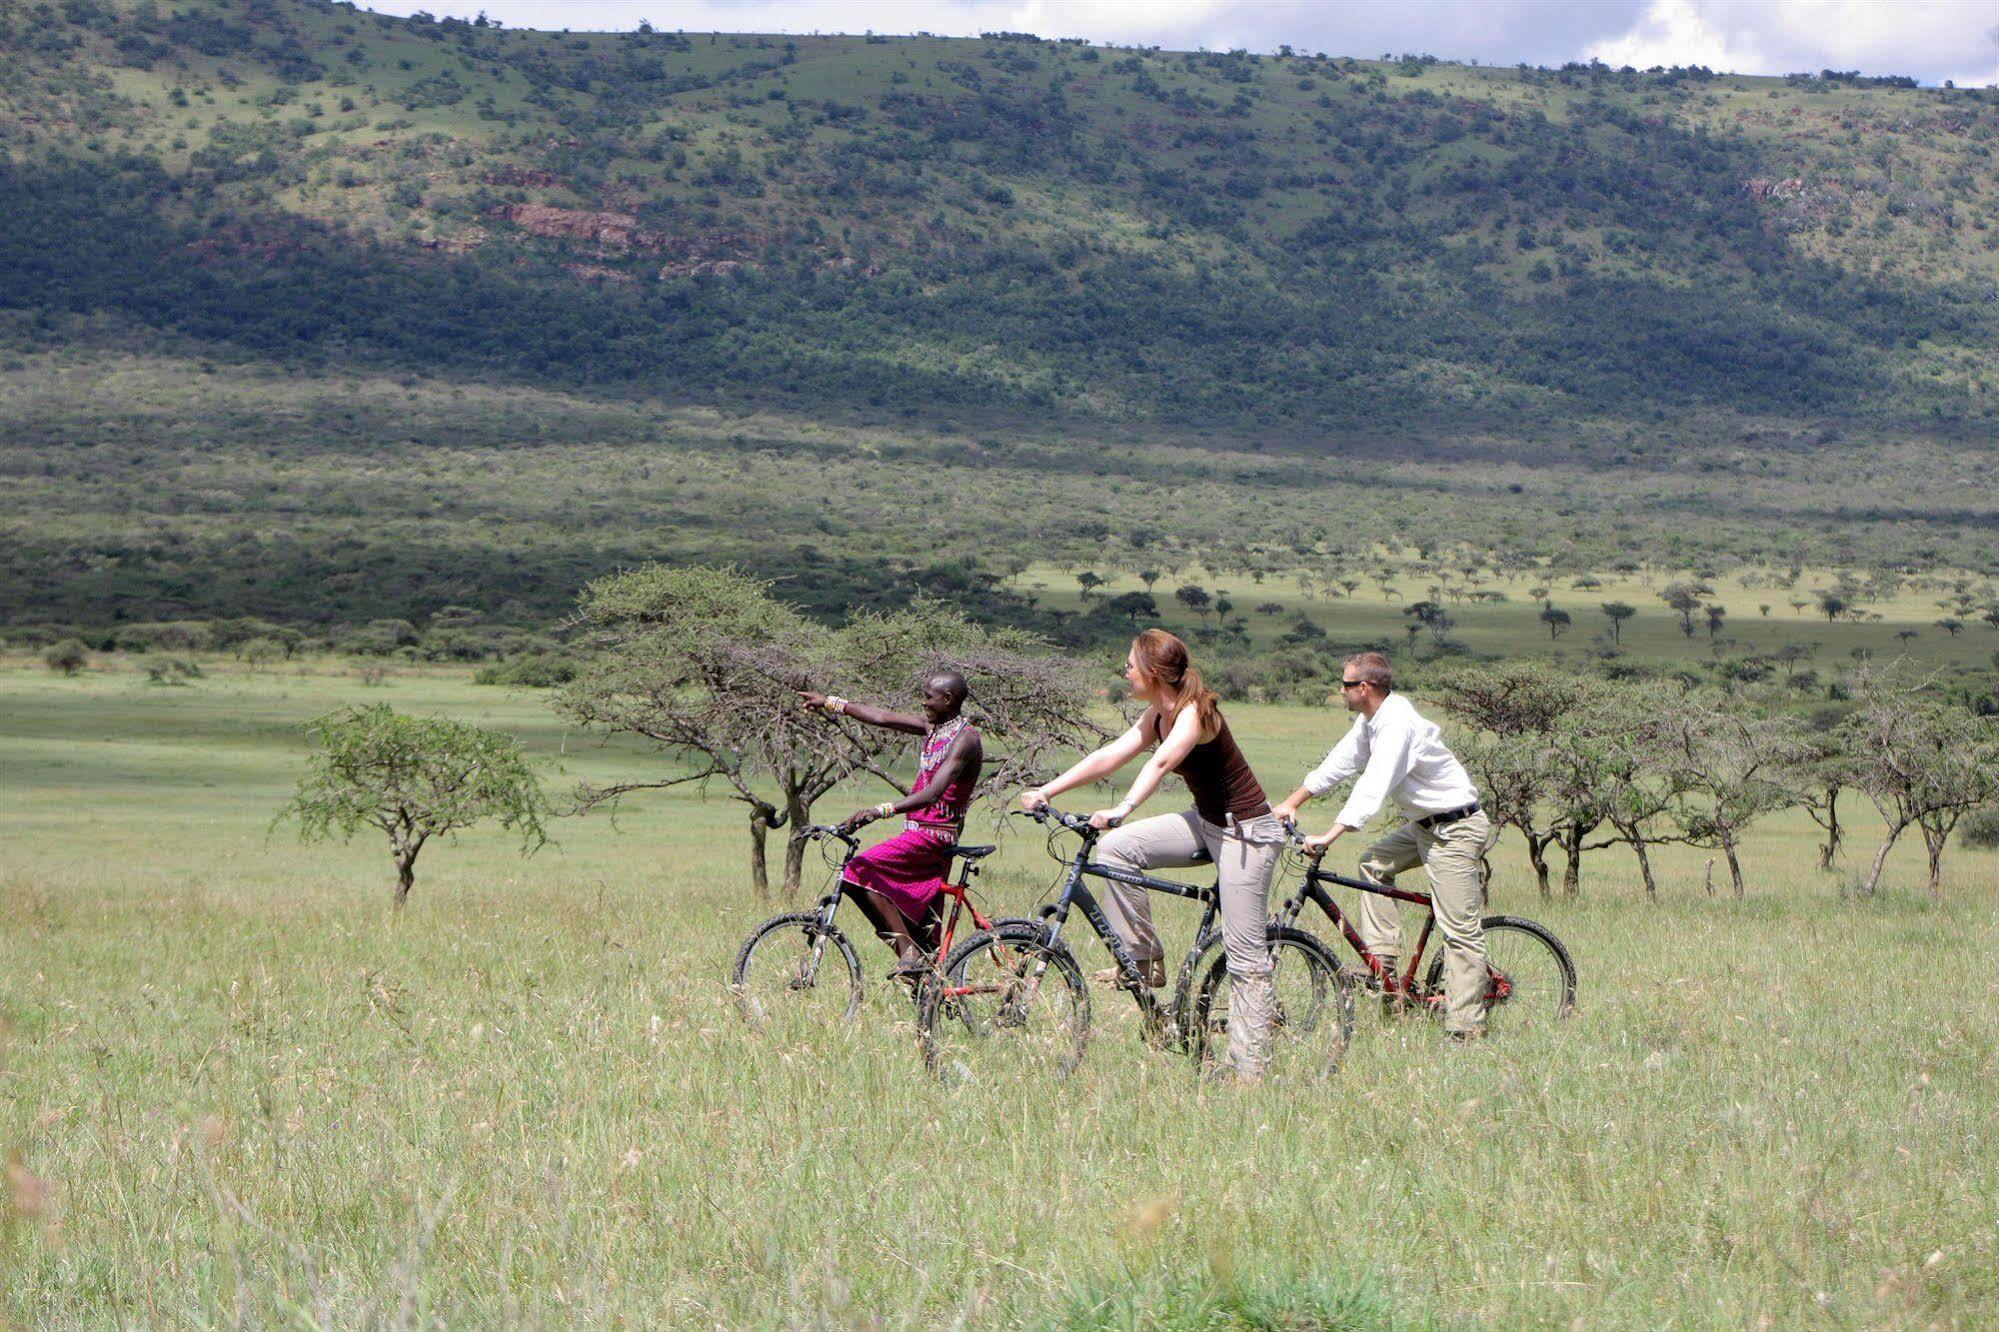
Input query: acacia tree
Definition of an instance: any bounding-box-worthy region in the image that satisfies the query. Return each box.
[1787,727,1854,871]
[1564,683,1677,902]
[1174,584,1213,625]
[1657,694,1806,899]
[558,565,1102,897]
[1438,666,1586,898]
[556,565,823,895]
[1535,711,1614,900]
[1108,591,1159,626]
[1403,600,1455,648]
[280,704,549,908]
[1600,602,1635,644]
[1659,582,1701,637]
[1842,667,1999,897]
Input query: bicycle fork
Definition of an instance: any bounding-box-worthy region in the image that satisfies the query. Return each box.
[792,890,842,988]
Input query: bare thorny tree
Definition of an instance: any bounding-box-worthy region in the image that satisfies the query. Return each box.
[555,566,1105,896]
[1840,664,1999,897]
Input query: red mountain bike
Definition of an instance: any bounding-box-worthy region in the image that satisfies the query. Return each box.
[730,823,1027,1031]
[1270,828,1576,1034]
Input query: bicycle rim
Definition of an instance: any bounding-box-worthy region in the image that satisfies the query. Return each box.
[922,924,1089,1087]
[731,914,864,1031]
[1424,915,1576,1035]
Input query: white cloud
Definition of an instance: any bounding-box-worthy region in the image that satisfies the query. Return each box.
[1587,0,1999,83]
[1587,0,1759,72]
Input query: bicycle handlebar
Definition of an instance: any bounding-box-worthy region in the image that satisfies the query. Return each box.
[802,822,860,848]
[1014,804,1115,834]
[1277,819,1330,858]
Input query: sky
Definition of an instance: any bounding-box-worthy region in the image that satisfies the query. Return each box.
[364,0,1999,87]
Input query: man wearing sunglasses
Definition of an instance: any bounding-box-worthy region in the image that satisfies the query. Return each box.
[1270,652,1493,1039]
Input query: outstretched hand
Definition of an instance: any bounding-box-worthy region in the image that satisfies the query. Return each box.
[798,690,829,711]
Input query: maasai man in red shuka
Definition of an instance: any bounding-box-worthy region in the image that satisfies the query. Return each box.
[798,671,983,976]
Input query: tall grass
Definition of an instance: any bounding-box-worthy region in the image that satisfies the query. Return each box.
[2,663,1993,1326]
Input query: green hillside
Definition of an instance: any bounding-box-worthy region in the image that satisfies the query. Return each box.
[3,1,1999,657]
[4,1,1996,429]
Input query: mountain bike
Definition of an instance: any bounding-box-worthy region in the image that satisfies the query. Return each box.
[917,806,1353,1084]
[1270,828,1576,1035]
[730,823,1020,1033]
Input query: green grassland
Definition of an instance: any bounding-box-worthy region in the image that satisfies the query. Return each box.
[5,10,1998,1325]
[3,661,1995,1326]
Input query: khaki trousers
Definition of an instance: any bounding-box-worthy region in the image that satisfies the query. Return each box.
[1355,811,1494,1035]
[1095,809,1285,1079]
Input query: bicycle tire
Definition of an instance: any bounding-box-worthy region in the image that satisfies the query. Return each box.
[1421,914,1576,1034]
[1186,926,1354,1078]
[919,920,1090,1086]
[730,912,865,1029]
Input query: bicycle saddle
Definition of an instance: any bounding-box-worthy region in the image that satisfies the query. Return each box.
[948,844,998,862]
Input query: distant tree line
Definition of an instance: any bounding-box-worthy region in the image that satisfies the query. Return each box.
[1440,662,1999,900]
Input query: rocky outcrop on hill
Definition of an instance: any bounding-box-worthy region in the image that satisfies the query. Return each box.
[657,258,758,279]
[1742,177,1806,200]
[493,204,665,250]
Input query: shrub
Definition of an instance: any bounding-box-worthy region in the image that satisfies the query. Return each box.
[43,638,89,675]
[474,654,579,688]
[1960,808,1999,850]
[143,658,204,685]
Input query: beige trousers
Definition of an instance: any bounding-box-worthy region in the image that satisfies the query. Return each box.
[1355,811,1494,1035]
[1095,809,1285,1079]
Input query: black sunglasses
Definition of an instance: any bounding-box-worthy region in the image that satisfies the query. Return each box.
[1340,679,1368,689]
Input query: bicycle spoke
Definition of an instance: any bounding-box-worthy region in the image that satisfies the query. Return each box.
[1423,916,1576,1036]
[733,914,864,1030]
[922,926,1089,1085]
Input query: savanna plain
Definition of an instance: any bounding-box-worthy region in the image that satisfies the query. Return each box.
[2,660,1993,1328]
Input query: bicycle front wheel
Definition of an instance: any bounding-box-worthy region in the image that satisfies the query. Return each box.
[1422,915,1576,1035]
[1187,926,1354,1079]
[731,912,864,1031]
[920,922,1090,1086]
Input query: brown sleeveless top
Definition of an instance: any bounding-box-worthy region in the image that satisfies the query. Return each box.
[1140,706,1271,826]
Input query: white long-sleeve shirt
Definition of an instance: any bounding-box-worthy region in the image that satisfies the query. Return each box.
[1302,693,1479,830]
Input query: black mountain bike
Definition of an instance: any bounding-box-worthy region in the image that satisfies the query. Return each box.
[917,806,1354,1084]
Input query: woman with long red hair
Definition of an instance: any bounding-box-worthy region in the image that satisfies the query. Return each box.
[1020,629,1283,1081]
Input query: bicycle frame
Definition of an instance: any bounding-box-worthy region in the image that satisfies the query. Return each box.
[943,811,1221,1031]
[1274,861,1439,997]
[803,825,1003,973]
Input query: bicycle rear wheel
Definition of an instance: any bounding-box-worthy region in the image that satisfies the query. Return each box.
[1187,926,1354,1079]
[920,921,1090,1086]
[731,912,865,1031]
[1422,915,1576,1035]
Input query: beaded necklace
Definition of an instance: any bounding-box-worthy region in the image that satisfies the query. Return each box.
[918,715,969,784]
